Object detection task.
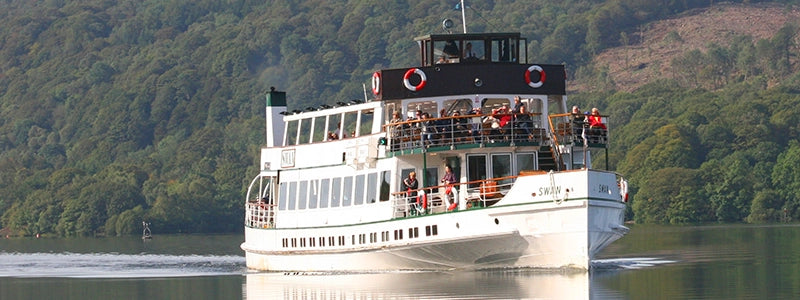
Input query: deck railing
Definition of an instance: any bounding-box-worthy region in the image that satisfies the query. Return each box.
[385,113,545,152]
[391,176,518,218]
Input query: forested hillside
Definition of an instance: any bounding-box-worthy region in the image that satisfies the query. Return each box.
[2,0,800,237]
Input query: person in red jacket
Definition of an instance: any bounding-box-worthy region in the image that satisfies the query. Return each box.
[588,107,606,143]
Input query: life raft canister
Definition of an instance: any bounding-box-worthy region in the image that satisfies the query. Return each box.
[403,68,427,91]
[371,72,381,95]
[524,65,546,88]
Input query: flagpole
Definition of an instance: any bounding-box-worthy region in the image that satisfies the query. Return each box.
[461,0,467,33]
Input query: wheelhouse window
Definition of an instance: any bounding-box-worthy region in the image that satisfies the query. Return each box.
[462,39,484,61]
[492,154,513,185]
[516,153,537,174]
[343,111,357,138]
[328,114,342,141]
[467,155,487,188]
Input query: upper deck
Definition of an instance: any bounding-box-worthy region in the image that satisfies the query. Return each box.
[372,32,565,101]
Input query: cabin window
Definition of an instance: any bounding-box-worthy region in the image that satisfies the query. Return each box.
[516,153,537,174]
[331,177,341,207]
[343,111,357,138]
[298,180,308,210]
[285,120,299,146]
[492,153,513,185]
[519,38,527,64]
[490,38,518,62]
[367,172,378,204]
[287,181,297,210]
[481,97,511,112]
[379,171,390,202]
[406,100,438,119]
[319,178,330,208]
[434,40,460,64]
[467,155,487,188]
[313,116,326,143]
[443,98,472,116]
[342,176,353,206]
[359,109,374,136]
[462,39,484,61]
[308,179,319,209]
[354,174,365,205]
[278,182,288,210]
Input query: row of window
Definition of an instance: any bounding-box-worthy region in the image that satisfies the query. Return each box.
[285,108,375,146]
[280,225,439,249]
[278,171,391,211]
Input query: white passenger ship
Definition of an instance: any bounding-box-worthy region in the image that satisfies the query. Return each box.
[241,31,629,271]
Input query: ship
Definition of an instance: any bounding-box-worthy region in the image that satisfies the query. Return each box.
[240,28,629,271]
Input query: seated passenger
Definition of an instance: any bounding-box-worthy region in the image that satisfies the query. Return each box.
[588,107,606,143]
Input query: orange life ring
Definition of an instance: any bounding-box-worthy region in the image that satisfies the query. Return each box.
[403,68,427,91]
[371,72,381,95]
[524,65,546,88]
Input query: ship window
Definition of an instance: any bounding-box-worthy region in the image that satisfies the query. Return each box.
[481,97,511,112]
[343,111,357,138]
[432,225,438,235]
[313,116,326,143]
[443,98,472,116]
[467,155,488,188]
[339,236,345,246]
[342,176,353,206]
[492,153,513,185]
[287,181,297,210]
[406,101,437,119]
[359,109,374,136]
[298,180,308,210]
[278,182,288,210]
[300,238,306,247]
[331,177,341,207]
[379,171,390,202]
[285,120,299,146]
[519,38,527,64]
[462,39,484,61]
[434,40,460,64]
[367,173,377,204]
[516,153,537,174]
[425,226,431,236]
[319,178,330,208]
[328,236,334,246]
[351,235,356,245]
[354,174,365,205]
[308,179,319,209]
[490,38,517,62]
[291,238,297,247]
[319,237,325,247]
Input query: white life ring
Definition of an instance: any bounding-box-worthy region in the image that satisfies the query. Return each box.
[371,72,381,95]
[525,65,546,88]
[403,68,427,91]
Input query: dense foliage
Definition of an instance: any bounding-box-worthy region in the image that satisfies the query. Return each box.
[2,0,800,236]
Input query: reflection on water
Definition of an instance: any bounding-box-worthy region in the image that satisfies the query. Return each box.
[0,252,245,278]
[0,250,660,299]
[245,270,605,300]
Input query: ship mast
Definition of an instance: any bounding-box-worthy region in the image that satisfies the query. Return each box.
[460,0,467,33]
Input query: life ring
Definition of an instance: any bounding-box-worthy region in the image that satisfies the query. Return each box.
[524,65,546,88]
[371,72,381,95]
[403,68,427,91]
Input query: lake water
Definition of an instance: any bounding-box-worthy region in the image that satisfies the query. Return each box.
[1,224,798,299]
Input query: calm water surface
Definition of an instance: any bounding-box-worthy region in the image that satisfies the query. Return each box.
[1,224,798,299]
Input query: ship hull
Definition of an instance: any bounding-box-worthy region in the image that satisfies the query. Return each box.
[242,187,626,271]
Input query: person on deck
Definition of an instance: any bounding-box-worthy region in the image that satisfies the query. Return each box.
[588,107,606,143]
[403,171,420,214]
[441,166,458,211]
